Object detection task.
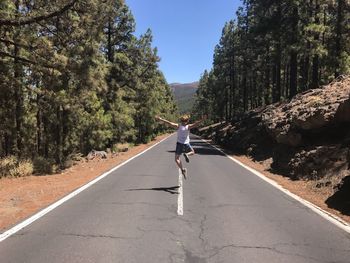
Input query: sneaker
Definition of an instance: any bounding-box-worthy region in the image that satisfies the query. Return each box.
[183,153,189,163]
[181,168,187,179]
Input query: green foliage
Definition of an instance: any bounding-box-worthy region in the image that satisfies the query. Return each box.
[33,157,55,175]
[194,0,350,123]
[0,0,177,167]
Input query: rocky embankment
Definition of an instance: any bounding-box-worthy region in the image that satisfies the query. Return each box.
[197,76,350,215]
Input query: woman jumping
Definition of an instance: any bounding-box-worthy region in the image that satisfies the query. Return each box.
[155,114,207,179]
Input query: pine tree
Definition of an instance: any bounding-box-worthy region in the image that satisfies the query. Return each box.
[193,0,350,123]
[0,0,177,165]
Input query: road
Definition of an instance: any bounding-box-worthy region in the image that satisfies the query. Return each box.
[1,134,350,263]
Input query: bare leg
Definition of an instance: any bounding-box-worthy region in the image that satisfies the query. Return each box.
[183,148,195,164]
[175,154,183,170]
[186,149,195,157]
[176,154,187,179]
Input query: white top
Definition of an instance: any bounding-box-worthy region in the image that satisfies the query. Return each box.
[177,125,190,144]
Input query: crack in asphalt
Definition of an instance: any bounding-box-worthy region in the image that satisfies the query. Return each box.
[198,215,207,248]
[169,207,350,263]
[60,232,142,240]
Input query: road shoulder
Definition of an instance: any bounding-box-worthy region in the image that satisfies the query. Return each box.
[231,154,350,225]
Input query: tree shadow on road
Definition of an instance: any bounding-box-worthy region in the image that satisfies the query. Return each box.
[190,140,226,156]
[125,186,180,195]
[166,139,225,157]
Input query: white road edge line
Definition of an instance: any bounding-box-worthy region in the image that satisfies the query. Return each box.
[199,137,350,234]
[177,169,184,216]
[0,133,174,243]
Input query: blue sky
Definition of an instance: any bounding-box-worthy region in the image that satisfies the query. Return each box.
[125,0,241,84]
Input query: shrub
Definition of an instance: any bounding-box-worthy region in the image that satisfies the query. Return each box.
[0,156,33,178]
[33,157,55,174]
[9,160,33,177]
[62,153,83,169]
[0,156,17,178]
[114,143,129,153]
[0,156,16,167]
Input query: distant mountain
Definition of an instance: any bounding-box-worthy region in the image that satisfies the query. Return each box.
[170,82,199,114]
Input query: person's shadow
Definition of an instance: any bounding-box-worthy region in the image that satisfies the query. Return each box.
[126,186,180,195]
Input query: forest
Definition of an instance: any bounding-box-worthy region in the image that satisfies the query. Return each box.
[0,0,177,172]
[193,0,350,121]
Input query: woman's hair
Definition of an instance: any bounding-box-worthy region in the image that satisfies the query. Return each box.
[180,114,190,122]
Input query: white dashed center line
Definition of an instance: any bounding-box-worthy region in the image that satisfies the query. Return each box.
[177,168,183,216]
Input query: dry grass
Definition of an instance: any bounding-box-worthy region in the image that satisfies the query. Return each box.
[114,143,130,153]
[308,171,347,196]
[0,156,33,178]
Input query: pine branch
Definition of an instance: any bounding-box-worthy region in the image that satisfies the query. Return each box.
[0,38,35,50]
[0,51,59,70]
[0,0,78,26]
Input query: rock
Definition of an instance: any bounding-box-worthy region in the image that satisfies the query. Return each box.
[335,99,350,122]
[275,131,302,147]
[87,150,107,160]
[262,76,350,146]
[285,145,350,180]
[195,76,350,182]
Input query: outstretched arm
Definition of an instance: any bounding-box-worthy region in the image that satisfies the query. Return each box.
[155,116,178,129]
[188,115,207,129]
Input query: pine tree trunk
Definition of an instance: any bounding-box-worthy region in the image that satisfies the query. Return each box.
[289,52,298,98]
[249,78,253,110]
[62,109,69,156]
[225,86,229,121]
[55,106,63,164]
[300,55,309,91]
[14,43,24,156]
[276,45,281,102]
[312,57,319,89]
[36,96,42,155]
[289,6,298,98]
[229,65,235,118]
[107,18,114,62]
[255,74,261,107]
[4,134,10,156]
[272,2,282,102]
[243,72,247,111]
[311,0,320,89]
[0,134,3,156]
[335,0,344,78]
[264,48,271,105]
[273,44,281,103]
[264,65,270,105]
[13,0,23,157]
[43,115,49,158]
[284,63,289,98]
[230,37,236,118]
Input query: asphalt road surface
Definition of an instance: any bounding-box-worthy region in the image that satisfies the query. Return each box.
[1,134,350,263]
